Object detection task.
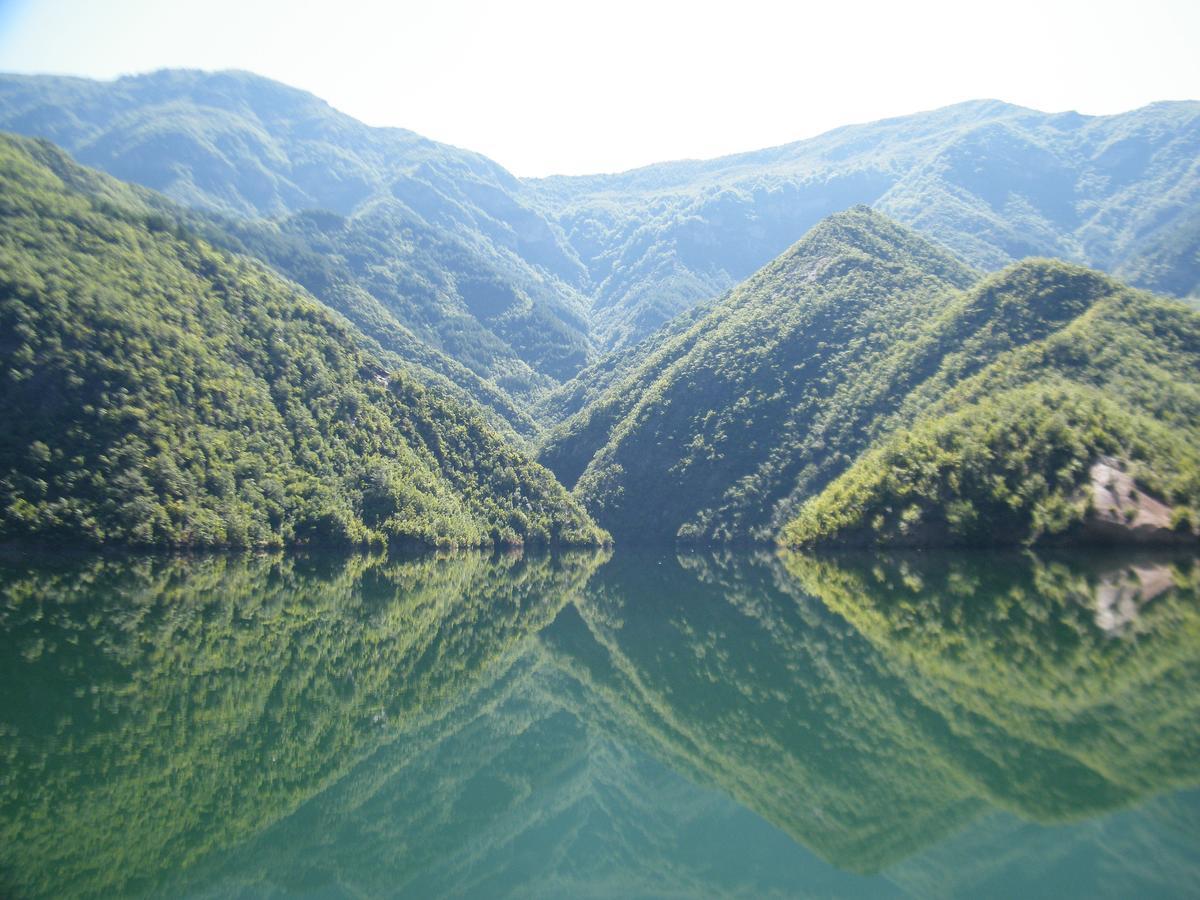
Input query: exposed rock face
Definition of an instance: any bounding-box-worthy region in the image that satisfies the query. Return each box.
[1083,457,1195,544]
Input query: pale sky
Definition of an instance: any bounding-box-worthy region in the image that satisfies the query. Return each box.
[0,0,1197,176]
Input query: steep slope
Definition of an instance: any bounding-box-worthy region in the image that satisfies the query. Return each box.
[0,69,594,389]
[528,99,1200,347]
[540,208,978,542]
[0,133,605,549]
[532,287,722,428]
[1,131,541,437]
[782,263,1200,547]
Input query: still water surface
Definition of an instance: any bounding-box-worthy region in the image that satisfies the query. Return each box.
[1,547,1198,898]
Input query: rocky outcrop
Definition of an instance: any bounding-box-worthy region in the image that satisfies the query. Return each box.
[1082,457,1196,544]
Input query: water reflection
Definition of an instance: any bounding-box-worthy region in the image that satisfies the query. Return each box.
[0,547,1196,898]
[0,551,605,899]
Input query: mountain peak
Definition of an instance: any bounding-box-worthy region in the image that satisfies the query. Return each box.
[775,206,978,290]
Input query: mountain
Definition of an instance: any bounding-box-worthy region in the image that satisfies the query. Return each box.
[782,262,1200,547]
[539,207,979,542]
[2,69,1197,549]
[0,69,596,394]
[527,99,1200,348]
[543,208,1200,546]
[0,124,543,438]
[3,71,1196,370]
[0,133,605,549]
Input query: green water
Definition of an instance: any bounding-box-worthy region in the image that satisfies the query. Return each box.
[1,546,1198,899]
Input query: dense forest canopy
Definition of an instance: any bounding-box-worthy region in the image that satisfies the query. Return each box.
[782,262,1200,547]
[541,208,1200,547]
[541,207,980,541]
[0,69,597,396]
[0,133,605,549]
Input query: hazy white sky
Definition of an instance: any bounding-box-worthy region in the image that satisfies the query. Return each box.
[0,0,1197,175]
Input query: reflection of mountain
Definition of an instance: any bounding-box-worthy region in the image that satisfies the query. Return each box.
[180,653,895,900]
[543,549,1200,873]
[0,550,605,899]
[782,550,1200,821]
[1,548,1197,898]
[887,790,1200,900]
[543,551,986,872]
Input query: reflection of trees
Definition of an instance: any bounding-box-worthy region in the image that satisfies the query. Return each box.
[782,550,1200,821]
[0,549,605,899]
[168,583,891,900]
[540,550,984,873]
[1,547,1197,898]
[540,549,1200,873]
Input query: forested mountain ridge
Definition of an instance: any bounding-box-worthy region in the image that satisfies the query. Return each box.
[0,69,596,394]
[539,207,980,542]
[1,69,1197,550]
[0,133,606,549]
[528,98,1200,348]
[544,208,1200,546]
[3,130,543,438]
[782,263,1200,547]
[2,70,1196,371]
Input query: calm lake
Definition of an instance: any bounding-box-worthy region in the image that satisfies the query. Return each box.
[1,547,1198,898]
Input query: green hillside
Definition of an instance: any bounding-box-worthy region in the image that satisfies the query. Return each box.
[1,71,1197,550]
[782,263,1200,547]
[540,207,978,542]
[0,133,605,549]
[0,129,542,438]
[542,207,1199,547]
[0,70,595,392]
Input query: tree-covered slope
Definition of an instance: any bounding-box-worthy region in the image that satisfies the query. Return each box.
[528,99,1200,348]
[5,71,1196,367]
[782,263,1200,547]
[0,130,542,438]
[0,70,595,390]
[0,133,605,549]
[546,206,1199,546]
[540,208,978,542]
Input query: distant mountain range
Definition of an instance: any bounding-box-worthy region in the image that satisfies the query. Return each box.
[2,70,1197,366]
[529,98,1200,347]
